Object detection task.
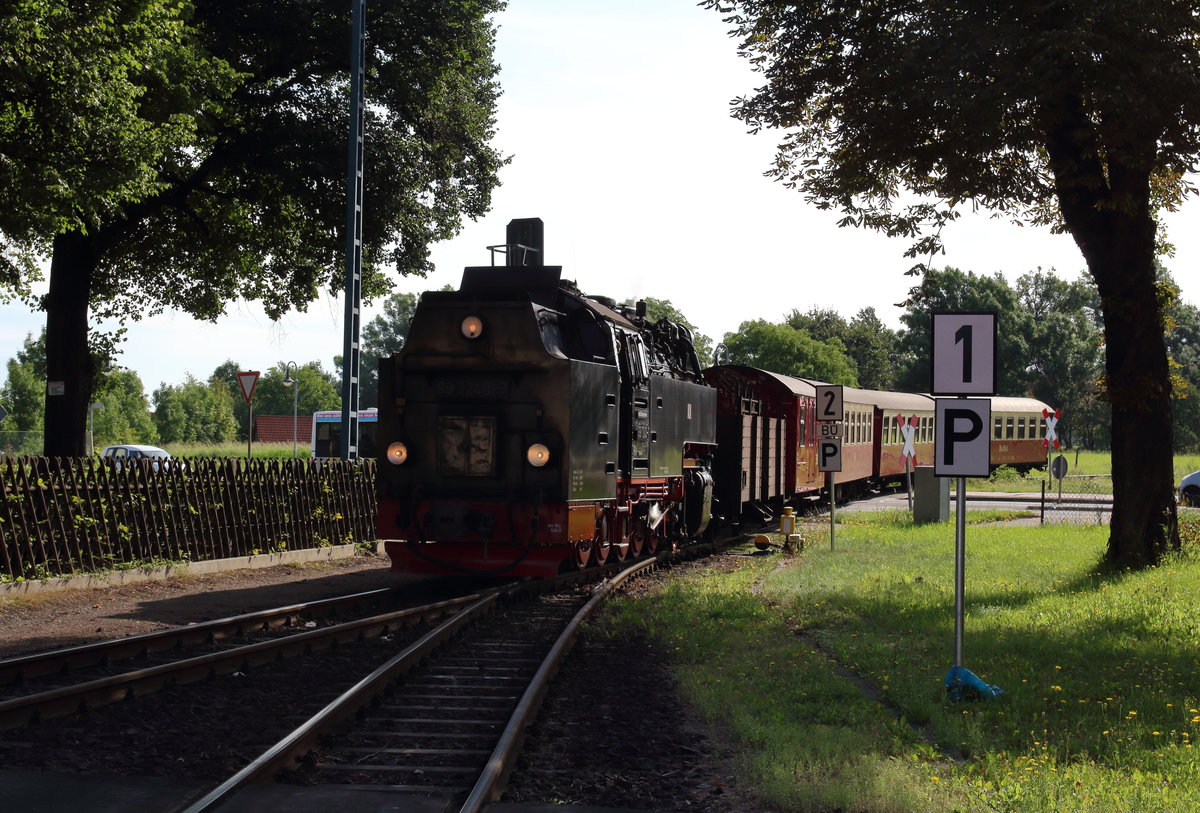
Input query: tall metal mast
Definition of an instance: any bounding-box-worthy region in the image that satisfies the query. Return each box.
[339,0,366,460]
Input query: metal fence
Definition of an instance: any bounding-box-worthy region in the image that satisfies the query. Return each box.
[0,456,377,582]
[1038,474,1113,525]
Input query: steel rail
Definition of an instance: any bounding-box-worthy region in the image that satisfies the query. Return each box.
[0,592,484,731]
[0,586,405,685]
[180,592,501,813]
[459,552,666,812]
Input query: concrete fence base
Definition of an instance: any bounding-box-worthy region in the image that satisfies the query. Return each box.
[1,542,387,599]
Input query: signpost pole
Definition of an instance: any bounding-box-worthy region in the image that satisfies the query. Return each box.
[815,385,844,553]
[904,456,913,512]
[954,475,966,667]
[932,312,997,700]
[828,471,836,552]
[236,371,260,461]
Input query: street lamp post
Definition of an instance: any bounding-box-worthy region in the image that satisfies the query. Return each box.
[282,362,299,459]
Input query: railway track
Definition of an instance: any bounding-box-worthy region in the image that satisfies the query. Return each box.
[0,584,495,731]
[181,543,715,812]
[0,536,728,811]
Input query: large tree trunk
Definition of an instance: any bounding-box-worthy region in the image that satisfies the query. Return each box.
[1073,205,1179,566]
[1093,238,1179,566]
[1042,104,1179,567]
[42,230,98,458]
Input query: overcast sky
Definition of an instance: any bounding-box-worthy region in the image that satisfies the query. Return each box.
[3,0,1198,394]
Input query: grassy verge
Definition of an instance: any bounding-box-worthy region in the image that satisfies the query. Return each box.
[163,441,312,459]
[600,512,1200,811]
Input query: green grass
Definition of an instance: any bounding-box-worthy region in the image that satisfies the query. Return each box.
[600,512,1200,811]
[163,441,312,459]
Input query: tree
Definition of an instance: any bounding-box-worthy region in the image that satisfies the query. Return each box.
[91,369,158,450]
[1,0,239,455]
[1163,283,1200,452]
[625,297,715,369]
[1,331,46,432]
[153,376,237,445]
[359,291,420,409]
[1016,270,1105,448]
[703,1,1198,565]
[786,307,897,390]
[721,320,858,385]
[4,1,505,458]
[253,363,340,418]
[0,2,234,284]
[845,309,898,392]
[894,268,1031,397]
[207,360,249,441]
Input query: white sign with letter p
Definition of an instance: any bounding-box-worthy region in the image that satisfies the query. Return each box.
[934,399,992,477]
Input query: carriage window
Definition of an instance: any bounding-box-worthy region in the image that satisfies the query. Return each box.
[994,417,1003,440]
[1017,418,1026,440]
[1005,417,1015,439]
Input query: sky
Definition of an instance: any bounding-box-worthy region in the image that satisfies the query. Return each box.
[2,0,1198,394]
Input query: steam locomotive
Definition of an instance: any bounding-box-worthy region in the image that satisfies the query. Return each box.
[374,219,717,577]
[375,219,1050,578]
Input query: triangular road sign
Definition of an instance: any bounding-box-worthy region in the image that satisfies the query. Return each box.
[237,371,260,404]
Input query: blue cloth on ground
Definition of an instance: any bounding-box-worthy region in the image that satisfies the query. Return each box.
[944,665,1004,702]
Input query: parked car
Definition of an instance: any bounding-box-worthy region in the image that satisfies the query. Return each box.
[101,444,172,460]
[1178,470,1200,506]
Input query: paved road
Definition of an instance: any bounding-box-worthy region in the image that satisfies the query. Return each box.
[844,488,1113,524]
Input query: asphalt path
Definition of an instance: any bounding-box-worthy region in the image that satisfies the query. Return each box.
[844,487,1112,525]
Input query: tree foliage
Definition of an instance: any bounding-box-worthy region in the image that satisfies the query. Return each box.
[3,1,506,456]
[894,267,1032,396]
[91,369,158,449]
[787,307,897,390]
[0,0,237,252]
[1016,270,1105,448]
[253,363,340,418]
[358,291,421,409]
[627,297,715,368]
[153,376,237,445]
[721,319,857,385]
[0,330,46,432]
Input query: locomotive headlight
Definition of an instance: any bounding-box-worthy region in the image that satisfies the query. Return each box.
[461,315,484,339]
[526,443,551,467]
[386,441,409,465]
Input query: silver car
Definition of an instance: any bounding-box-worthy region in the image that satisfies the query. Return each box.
[101,444,172,460]
[1178,470,1200,506]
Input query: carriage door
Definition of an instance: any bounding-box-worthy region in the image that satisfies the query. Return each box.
[740,397,760,504]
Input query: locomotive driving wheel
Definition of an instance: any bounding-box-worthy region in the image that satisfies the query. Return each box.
[572,540,592,570]
[592,514,611,567]
[628,519,656,558]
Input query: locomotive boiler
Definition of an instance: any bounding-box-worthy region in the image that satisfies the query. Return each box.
[375,219,718,577]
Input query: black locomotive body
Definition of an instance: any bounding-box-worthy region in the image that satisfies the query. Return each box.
[376,219,718,577]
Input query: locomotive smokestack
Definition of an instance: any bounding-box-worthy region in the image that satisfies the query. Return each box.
[506,218,544,267]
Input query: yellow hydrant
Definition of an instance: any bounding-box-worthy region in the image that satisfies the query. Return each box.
[780,506,795,535]
[780,506,804,553]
